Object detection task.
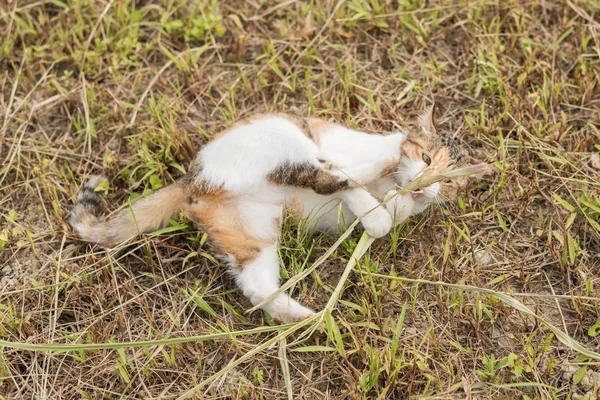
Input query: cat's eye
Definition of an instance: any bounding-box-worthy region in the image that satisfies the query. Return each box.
[444,179,452,184]
[422,153,431,165]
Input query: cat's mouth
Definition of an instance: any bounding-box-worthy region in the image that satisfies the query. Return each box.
[411,189,425,200]
[412,184,441,200]
[392,176,439,200]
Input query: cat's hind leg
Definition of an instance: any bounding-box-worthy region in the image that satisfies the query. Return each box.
[184,191,315,323]
[232,244,315,323]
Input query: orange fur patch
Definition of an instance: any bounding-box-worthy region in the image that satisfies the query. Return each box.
[432,148,451,169]
[401,139,422,161]
[401,137,454,170]
[184,191,273,266]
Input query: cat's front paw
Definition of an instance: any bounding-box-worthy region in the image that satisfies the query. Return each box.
[360,207,393,238]
[384,190,414,224]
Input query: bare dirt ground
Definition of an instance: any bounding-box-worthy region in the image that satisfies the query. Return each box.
[1,0,600,398]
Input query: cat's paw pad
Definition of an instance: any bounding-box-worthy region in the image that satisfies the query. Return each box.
[360,207,393,238]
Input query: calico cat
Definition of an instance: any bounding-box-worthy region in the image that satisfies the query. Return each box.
[70,105,479,323]
[286,106,475,234]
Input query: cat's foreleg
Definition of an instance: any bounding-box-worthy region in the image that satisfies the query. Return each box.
[383,190,415,226]
[300,165,396,238]
[326,156,400,187]
[270,161,394,238]
[339,188,393,238]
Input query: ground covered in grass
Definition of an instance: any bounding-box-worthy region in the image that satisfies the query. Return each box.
[1,0,600,398]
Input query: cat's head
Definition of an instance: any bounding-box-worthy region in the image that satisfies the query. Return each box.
[395,104,483,202]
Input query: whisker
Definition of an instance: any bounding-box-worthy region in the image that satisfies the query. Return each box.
[437,192,450,203]
[434,194,446,210]
[437,195,450,214]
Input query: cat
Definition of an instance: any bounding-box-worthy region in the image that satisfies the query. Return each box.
[70,105,480,323]
[286,106,476,235]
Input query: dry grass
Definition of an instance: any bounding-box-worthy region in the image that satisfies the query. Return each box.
[1,0,600,398]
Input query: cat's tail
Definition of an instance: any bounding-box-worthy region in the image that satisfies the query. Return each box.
[69,176,189,246]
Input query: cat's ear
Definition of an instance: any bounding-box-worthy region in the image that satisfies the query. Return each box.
[418,103,438,134]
